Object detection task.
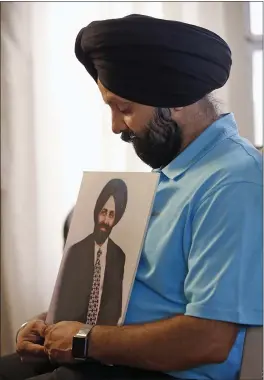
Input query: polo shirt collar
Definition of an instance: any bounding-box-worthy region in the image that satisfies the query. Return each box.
[153,113,238,180]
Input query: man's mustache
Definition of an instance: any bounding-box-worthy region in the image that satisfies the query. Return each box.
[121,129,137,143]
[98,222,111,231]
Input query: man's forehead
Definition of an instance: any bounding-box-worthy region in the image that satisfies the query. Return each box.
[97,79,131,105]
[102,196,115,211]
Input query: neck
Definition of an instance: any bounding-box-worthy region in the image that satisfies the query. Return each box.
[178,97,221,152]
[95,240,106,247]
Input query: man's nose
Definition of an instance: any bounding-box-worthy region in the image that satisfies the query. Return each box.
[102,214,110,225]
[111,113,126,134]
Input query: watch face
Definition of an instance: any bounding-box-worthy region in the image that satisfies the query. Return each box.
[72,336,87,360]
[72,325,93,360]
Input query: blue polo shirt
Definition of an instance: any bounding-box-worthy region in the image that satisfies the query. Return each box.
[124,113,263,380]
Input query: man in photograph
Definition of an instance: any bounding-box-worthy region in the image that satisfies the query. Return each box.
[52,178,128,326]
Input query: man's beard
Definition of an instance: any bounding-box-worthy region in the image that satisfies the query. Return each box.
[121,108,183,169]
[93,222,113,245]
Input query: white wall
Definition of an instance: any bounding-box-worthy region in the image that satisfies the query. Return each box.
[223,2,255,141]
[162,2,255,141]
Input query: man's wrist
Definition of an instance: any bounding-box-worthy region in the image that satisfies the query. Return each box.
[72,324,95,360]
[15,322,28,343]
[86,324,99,359]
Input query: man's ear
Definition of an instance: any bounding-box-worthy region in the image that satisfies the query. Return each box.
[170,107,184,119]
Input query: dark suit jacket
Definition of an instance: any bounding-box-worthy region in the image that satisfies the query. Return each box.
[52,234,125,325]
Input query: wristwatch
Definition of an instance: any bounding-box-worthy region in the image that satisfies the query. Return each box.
[72,325,94,360]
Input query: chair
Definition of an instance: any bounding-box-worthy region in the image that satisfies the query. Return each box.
[239,326,263,380]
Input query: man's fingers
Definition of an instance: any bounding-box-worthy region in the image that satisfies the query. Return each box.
[31,321,47,337]
[43,324,53,336]
[17,341,46,357]
[20,333,44,344]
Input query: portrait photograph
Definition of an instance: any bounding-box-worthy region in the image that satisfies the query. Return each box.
[47,171,159,326]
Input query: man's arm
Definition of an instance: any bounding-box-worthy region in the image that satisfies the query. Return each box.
[88,315,238,372]
[42,182,261,369]
[89,182,261,372]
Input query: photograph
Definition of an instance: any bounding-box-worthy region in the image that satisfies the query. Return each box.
[46,171,159,326]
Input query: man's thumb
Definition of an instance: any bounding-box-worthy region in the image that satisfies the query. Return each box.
[32,320,47,337]
[18,341,46,357]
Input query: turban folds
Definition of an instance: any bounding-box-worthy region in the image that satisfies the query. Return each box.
[94,179,128,226]
[75,14,232,107]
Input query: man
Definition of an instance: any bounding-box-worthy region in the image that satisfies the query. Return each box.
[49,179,127,326]
[0,14,262,380]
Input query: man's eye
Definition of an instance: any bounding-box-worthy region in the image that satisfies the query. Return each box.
[117,105,131,114]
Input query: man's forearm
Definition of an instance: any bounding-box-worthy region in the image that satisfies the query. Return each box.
[89,315,237,372]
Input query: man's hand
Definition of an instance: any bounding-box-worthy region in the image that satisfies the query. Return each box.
[16,320,47,363]
[43,321,84,364]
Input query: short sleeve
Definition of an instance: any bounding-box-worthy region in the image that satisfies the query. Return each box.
[184,182,263,325]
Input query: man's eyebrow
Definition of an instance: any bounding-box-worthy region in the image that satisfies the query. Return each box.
[104,94,132,106]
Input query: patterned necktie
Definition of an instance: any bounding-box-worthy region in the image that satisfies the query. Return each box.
[86,248,102,325]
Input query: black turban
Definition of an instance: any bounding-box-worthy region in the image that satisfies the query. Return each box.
[75,14,232,107]
[94,179,128,226]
